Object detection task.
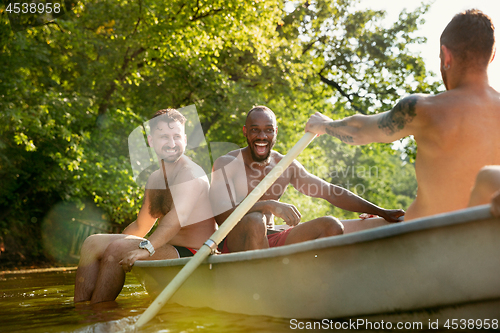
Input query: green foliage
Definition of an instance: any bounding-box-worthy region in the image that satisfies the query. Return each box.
[0,0,438,265]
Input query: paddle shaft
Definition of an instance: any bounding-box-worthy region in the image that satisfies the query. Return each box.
[135,132,316,328]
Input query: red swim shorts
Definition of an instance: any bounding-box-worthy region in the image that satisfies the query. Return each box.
[220,227,293,253]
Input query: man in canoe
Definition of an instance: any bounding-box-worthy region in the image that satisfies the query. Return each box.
[305,9,500,221]
[210,106,405,253]
[74,109,216,304]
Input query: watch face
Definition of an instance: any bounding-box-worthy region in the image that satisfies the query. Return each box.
[140,240,148,247]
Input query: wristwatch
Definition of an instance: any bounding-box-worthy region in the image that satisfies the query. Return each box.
[139,240,155,256]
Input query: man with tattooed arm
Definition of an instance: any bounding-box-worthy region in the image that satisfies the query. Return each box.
[306,10,500,221]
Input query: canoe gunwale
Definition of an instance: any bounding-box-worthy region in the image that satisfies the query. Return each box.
[134,204,493,268]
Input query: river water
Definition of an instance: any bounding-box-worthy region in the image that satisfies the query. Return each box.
[0,268,303,333]
[1,267,481,333]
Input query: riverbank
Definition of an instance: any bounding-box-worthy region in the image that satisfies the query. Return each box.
[0,266,77,275]
[0,248,78,273]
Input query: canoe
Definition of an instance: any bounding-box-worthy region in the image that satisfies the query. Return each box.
[133,205,500,326]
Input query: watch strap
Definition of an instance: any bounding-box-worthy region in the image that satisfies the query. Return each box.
[139,240,155,256]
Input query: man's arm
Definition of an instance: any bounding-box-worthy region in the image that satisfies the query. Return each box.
[122,170,173,237]
[120,168,207,266]
[305,95,423,144]
[119,208,183,271]
[290,161,405,222]
[121,190,157,237]
[210,155,301,226]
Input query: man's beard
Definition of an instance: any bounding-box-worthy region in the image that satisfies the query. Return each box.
[247,137,276,163]
[161,155,181,163]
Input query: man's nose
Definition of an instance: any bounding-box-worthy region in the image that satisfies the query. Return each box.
[165,137,175,147]
[257,130,267,139]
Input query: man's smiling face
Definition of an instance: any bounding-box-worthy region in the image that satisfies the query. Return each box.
[148,120,187,163]
[243,110,277,163]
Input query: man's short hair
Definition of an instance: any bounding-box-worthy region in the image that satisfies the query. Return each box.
[246,105,276,122]
[440,9,495,68]
[149,108,186,133]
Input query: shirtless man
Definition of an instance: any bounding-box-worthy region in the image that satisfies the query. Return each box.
[306,9,500,221]
[210,106,404,253]
[74,109,216,304]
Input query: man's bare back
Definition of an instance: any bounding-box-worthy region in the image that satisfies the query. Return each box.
[405,87,500,219]
[306,9,499,220]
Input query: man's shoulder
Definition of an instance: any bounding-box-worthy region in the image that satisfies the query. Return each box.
[270,149,283,159]
[165,160,210,197]
[390,93,440,125]
[145,169,166,189]
[395,93,433,110]
[176,156,209,182]
[415,90,487,110]
[268,150,305,175]
[410,90,489,120]
[145,160,208,189]
[213,149,243,169]
[270,150,299,165]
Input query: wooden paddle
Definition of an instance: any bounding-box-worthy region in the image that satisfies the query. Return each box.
[135,132,316,328]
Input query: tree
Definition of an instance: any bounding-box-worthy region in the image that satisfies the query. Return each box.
[0,0,437,266]
[0,0,284,265]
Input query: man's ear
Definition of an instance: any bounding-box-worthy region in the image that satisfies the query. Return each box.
[490,47,496,64]
[242,125,247,136]
[147,135,153,147]
[441,44,453,69]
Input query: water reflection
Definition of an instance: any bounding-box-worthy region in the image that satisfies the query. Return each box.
[0,268,297,333]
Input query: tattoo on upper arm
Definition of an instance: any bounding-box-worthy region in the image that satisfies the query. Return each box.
[377,96,419,135]
[325,122,354,143]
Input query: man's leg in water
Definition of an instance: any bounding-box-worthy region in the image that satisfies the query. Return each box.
[89,237,179,304]
[74,234,127,303]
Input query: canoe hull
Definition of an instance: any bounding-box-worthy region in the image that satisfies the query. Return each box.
[133,205,500,321]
